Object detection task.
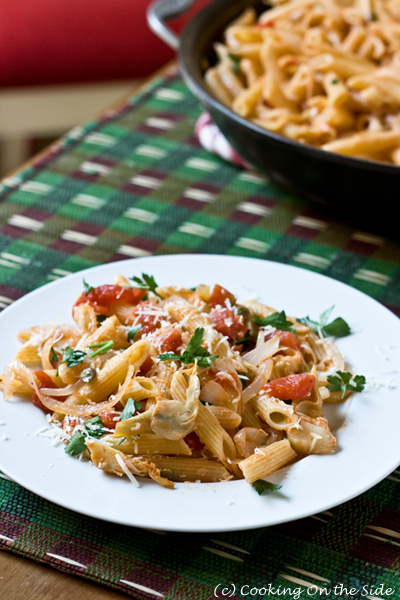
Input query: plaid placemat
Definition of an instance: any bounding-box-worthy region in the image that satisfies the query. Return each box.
[1,63,400,599]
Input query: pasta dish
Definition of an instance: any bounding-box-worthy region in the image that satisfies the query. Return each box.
[0,274,364,492]
[204,0,400,164]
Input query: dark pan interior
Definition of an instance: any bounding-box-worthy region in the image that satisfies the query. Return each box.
[178,0,400,234]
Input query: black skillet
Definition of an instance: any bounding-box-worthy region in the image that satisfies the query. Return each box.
[148,0,400,232]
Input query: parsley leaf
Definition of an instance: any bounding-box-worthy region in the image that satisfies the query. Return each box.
[299,306,351,338]
[50,346,59,364]
[228,53,241,75]
[120,398,142,421]
[96,314,107,327]
[130,273,162,298]
[87,340,114,358]
[158,327,219,368]
[252,480,282,495]
[232,329,253,346]
[83,279,94,295]
[65,415,107,456]
[84,416,106,438]
[117,437,126,446]
[253,311,296,334]
[65,432,87,456]
[60,346,87,369]
[127,324,142,343]
[327,370,366,399]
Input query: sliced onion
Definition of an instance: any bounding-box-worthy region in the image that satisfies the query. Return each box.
[40,380,83,396]
[243,335,280,366]
[200,380,229,406]
[31,365,134,417]
[2,361,32,401]
[242,359,273,404]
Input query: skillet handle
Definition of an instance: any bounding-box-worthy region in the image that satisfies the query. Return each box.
[147,0,197,50]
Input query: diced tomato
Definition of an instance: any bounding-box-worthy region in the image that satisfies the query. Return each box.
[264,374,316,400]
[232,344,243,352]
[137,355,153,376]
[74,285,146,315]
[34,370,57,389]
[265,330,302,351]
[184,431,205,451]
[210,307,247,342]
[155,328,182,354]
[99,410,121,430]
[132,301,164,336]
[208,284,236,308]
[31,393,52,414]
[31,370,58,414]
[62,416,81,435]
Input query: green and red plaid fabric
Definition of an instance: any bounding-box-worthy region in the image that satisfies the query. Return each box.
[1,64,400,599]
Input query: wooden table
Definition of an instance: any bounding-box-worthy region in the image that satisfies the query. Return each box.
[0,551,126,599]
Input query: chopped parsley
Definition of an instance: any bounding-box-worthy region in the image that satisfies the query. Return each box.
[87,340,114,358]
[84,416,107,438]
[65,416,107,456]
[232,329,253,347]
[253,310,296,334]
[228,53,241,75]
[252,480,282,495]
[120,398,142,421]
[158,327,219,368]
[299,306,351,338]
[96,314,107,326]
[83,278,94,295]
[327,371,366,399]
[127,324,142,343]
[331,79,339,84]
[65,432,87,456]
[50,346,59,364]
[130,273,162,298]
[117,437,126,446]
[58,346,87,375]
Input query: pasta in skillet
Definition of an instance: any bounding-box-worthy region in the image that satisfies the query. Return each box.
[205,0,400,164]
[0,274,365,492]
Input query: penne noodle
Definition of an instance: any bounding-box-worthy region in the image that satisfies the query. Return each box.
[105,433,192,456]
[239,439,297,483]
[149,456,231,482]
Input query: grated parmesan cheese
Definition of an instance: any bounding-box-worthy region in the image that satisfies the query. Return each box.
[115,453,140,487]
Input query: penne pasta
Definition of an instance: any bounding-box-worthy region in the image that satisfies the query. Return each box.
[204,0,400,164]
[239,439,297,483]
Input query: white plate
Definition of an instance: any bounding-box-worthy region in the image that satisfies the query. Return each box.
[0,255,399,533]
